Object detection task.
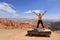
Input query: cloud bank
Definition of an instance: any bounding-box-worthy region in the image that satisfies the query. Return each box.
[0,2,19,18]
[25,10,60,20]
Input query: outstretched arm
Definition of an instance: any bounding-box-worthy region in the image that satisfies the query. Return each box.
[33,11,38,16]
[43,10,47,15]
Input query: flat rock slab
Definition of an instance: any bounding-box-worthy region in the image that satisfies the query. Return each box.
[27,29,51,36]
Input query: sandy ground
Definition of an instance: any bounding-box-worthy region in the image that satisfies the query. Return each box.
[0,29,60,40]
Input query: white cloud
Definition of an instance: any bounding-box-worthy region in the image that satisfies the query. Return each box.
[25,10,41,14]
[0,2,19,18]
[0,2,16,13]
[25,10,32,14]
[33,10,41,14]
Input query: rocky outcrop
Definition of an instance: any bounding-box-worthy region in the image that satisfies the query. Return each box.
[0,18,50,29]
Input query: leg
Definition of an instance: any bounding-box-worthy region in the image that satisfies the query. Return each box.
[40,20,44,28]
[37,20,40,28]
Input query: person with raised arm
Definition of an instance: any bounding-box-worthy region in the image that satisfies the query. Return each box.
[33,10,47,29]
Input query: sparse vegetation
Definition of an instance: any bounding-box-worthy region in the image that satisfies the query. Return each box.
[50,22,60,31]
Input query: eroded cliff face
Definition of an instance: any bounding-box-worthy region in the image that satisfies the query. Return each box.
[0,18,50,29]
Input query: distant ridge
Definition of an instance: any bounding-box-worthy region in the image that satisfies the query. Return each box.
[0,18,60,22]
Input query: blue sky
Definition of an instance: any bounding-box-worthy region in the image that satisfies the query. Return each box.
[0,0,60,20]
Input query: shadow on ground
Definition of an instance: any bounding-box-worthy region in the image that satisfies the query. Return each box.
[25,34,50,37]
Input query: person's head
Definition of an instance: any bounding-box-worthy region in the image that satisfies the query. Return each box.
[39,13,41,15]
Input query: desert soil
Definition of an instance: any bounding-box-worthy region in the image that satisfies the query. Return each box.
[0,29,60,40]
